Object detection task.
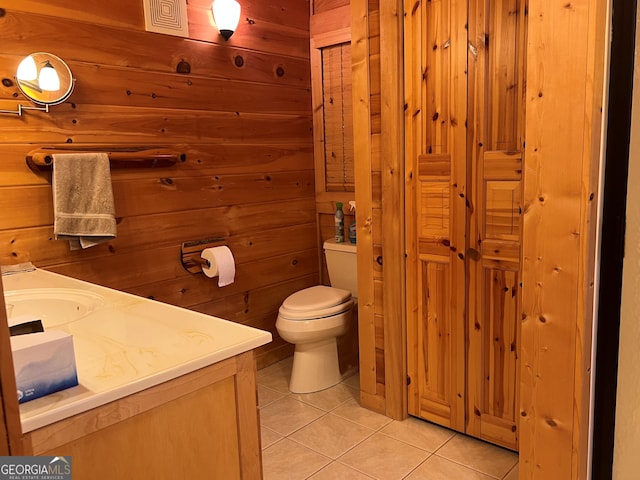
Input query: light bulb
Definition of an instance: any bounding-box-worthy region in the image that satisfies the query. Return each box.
[38,61,60,91]
[212,0,241,40]
[16,56,38,81]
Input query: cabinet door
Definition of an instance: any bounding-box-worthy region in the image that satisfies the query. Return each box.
[405,0,468,432]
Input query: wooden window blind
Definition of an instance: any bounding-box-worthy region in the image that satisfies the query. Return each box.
[322,42,354,192]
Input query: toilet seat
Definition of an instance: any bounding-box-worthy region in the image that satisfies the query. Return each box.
[278,285,353,320]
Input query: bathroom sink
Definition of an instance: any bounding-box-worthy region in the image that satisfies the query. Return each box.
[4,288,105,328]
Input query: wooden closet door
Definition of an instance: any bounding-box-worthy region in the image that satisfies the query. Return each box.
[405,0,468,432]
[406,0,525,450]
[466,0,526,450]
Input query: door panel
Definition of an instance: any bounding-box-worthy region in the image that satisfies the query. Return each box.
[467,0,525,450]
[405,0,467,434]
[410,154,465,429]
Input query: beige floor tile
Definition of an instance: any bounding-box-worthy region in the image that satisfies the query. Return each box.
[503,464,519,480]
[380,417,455,453]
[405,455,496,480]
[261,425,283,450]
[258,366,292,395]
[260,357,293,375]
[436,434,518,478]
[289,413,375,459]
[331,398,393,430]
[338,432,431,480]
[291,383,359,411]
[310,462,375,479]
[262,438,331,480]
[258,384,286,408]
[341,371,361,389]
[260,396,326,436]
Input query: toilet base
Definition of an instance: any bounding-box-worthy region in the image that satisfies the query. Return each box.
[289,337,341,394]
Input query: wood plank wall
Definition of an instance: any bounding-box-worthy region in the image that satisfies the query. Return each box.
[352,0,388,414]
[0,0,314,369]
[520,0,607,478]
[310,0,360,374]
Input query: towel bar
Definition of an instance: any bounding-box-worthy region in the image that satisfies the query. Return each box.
[26,147,185,170]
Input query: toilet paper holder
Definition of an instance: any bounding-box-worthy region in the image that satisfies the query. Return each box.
[180,237,227,274]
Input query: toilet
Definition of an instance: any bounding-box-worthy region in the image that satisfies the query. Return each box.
[276,239,357,393]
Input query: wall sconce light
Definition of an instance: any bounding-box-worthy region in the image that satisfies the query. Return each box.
[1,52,75,116]
[212,0,241,41]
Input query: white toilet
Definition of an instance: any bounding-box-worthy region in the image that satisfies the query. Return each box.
[276,239,357,393]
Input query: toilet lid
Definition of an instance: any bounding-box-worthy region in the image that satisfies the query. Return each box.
[282,285,351,311]
[279,285,353,320]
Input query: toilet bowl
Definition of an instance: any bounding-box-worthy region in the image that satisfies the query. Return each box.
[276,239,358,393]
[276,285,354,393]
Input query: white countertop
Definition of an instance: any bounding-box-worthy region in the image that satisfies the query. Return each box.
[2,267,272,433]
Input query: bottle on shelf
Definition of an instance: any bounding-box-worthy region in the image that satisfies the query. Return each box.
[348,201,356,244]
[335,202,345,243]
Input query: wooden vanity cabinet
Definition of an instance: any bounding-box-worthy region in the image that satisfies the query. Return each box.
[20,351,263,480]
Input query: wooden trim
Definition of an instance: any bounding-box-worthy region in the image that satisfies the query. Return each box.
[379,0,406,420]
[520,0,608,476]
[351,0,379,406]
[0,276,23,455]
[310,29,351,50]
[310,45,327,199]
[234,351,263,480]
[309,14,352,200]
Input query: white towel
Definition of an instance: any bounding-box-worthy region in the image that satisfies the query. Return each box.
[52,153,117,250]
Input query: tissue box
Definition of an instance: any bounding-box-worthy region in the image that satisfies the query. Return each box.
[10,330,78,404]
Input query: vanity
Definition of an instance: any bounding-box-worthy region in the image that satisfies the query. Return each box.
[2,266,271,479]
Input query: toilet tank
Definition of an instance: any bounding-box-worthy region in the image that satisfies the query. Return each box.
[323,239,358,297]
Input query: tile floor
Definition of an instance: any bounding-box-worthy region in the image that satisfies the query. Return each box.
[257,358,519,480]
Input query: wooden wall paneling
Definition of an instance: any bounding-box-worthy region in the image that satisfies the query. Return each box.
[0,197,316,267]
[189,0,310,31]
[379,0,406,420]
[351,0,380,410]
[7,0,144,29]
[313,0,350,15]
[520,0,607,477]
[0,12,311,87]
[0,0,314,383]
[0,108,313,145]
[364,0,386,414]
[193,274,318,325]
[0,143,314,187]
[187,3,311,58]
[0,169,315,230]
[59,246,319,303]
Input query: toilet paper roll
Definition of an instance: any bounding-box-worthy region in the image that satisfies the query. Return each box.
[201,246,236,287]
